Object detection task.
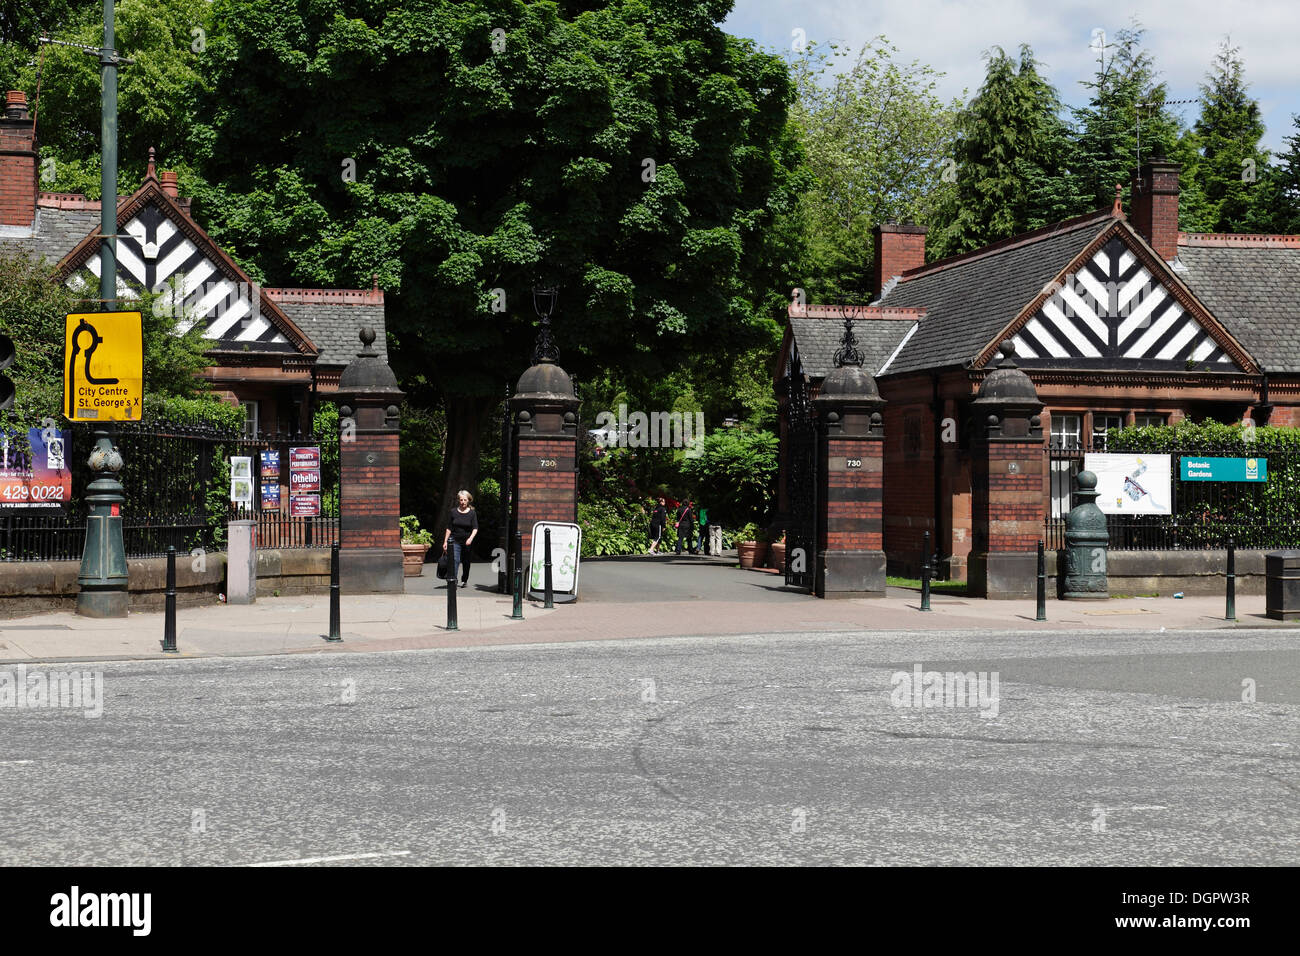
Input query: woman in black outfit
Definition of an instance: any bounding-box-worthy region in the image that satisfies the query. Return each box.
[648,497,667,553]
[442,490,478,588]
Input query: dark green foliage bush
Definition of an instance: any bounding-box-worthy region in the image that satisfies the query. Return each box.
[578,498,652,557]
[680,428,779,528]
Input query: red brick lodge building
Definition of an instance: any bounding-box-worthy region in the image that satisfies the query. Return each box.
[777,158,1300,584]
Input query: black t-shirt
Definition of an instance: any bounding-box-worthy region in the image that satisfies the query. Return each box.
[676,505,695,527]
[650,505,667,528]
[448,508,478,542]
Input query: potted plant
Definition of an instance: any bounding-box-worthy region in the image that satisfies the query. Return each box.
[399,515,434,577]
[767,532,787,572]
[736,522,770,569]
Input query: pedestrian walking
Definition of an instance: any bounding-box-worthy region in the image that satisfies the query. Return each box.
[674,500,697,555]
[648,497,668,554]
[698,504,710,555]
[441,490,478,588]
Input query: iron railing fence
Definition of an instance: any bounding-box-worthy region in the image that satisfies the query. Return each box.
[0,422,338,562]
[1046,444,1300,551]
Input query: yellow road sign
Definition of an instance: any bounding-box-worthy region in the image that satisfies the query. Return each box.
[63,311,143,422]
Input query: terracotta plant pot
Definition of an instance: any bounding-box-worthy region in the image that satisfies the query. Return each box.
[402,542,430,577]
[737,541,769,569]
[767,542,787,572]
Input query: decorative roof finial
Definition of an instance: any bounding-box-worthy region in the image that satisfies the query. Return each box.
[832,293,865,368]
[1112,183,1124,218]
[146,147,156,180]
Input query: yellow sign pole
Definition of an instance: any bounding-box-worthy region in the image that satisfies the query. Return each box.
[66,309,141,617]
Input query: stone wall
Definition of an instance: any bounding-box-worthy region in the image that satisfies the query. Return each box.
[0,548,331,618]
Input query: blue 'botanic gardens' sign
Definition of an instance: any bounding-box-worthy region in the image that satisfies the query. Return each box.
[1180,457,1268,482]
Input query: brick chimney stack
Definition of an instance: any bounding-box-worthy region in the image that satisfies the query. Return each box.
[160,170,179,199]
[1130,158,1181,261]
[0,90,37,228]
[872,222,927,299]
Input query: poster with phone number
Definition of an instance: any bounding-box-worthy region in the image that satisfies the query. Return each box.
[0,427,72,510]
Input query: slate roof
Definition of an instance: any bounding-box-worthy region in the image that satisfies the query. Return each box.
[0,203,102,266]
[876,211,1114,376]
[789,317,914,378]
[270,298,389,367]
[0,196,388,369]
[1176,242,1300,373]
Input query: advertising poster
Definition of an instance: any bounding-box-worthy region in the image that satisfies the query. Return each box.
[528,521,582,603]
[289,446,320,470]
[0,427,72,510]
[259,450,280,480]
[290,494,321,517]
[260,483,281,509]
[1084,453,1172,515]
[289,445,322,513]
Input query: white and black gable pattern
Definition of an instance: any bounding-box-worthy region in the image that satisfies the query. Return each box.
[1008,237,1238,370]
[68,200,294,352]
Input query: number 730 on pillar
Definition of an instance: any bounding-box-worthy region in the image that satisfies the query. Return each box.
[63,311,143,422]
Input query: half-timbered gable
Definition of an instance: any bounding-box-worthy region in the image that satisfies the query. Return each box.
[0,94,386,434]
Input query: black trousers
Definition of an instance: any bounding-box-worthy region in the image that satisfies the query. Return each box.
[675,525,695,553]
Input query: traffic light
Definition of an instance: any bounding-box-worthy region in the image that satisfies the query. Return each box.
[0,333,14,410]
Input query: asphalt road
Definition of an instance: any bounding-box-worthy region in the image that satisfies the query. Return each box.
[1,628,1296,866]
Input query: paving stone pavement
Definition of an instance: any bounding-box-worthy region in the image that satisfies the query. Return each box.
[0,554,1294,663]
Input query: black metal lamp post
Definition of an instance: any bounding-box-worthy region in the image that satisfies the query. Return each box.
[530,284,561,365]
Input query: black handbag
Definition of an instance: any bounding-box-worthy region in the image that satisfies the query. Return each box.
[436,550,450,580]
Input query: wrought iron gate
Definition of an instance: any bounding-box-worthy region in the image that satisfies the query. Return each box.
[785,369,818,590]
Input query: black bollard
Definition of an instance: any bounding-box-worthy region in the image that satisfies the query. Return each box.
[512,530,524,620]
[325,542,342,641]
[446,543,458,631]
[1226,536,1236,621]
[1036,540,1047,621]
[919,531,932,611]
[162,545,178,653]
[544,527,554,609]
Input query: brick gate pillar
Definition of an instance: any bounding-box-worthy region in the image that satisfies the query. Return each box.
[510,357,580,556]
[812,325,887,598]
[336,327,405,593]
[969,342,1045,599]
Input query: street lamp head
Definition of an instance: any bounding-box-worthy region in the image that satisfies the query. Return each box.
[531,285,558,321]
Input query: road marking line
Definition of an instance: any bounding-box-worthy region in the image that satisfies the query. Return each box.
[248,850,411,867]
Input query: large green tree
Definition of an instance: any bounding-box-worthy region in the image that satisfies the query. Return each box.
[1245,113,1300,234]
[1181,41,1269,232]
[1070,23,1201,221]
[784,37,959,299]
[10,0,213,198]
[931,44,1078,259]
[194,0,804,518]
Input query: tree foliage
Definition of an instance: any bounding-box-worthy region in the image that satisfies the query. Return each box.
[784,37,959,297]
[1180,41,1270,232]
[932,44,1091,260]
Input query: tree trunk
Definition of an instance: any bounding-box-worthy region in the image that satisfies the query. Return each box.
[435,394,494,556]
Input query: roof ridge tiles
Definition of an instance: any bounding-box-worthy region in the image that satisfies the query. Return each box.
[788,304,925,319]
[893,207,1114,285]
[1179,232,1300,249]
[263,287,384,304]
